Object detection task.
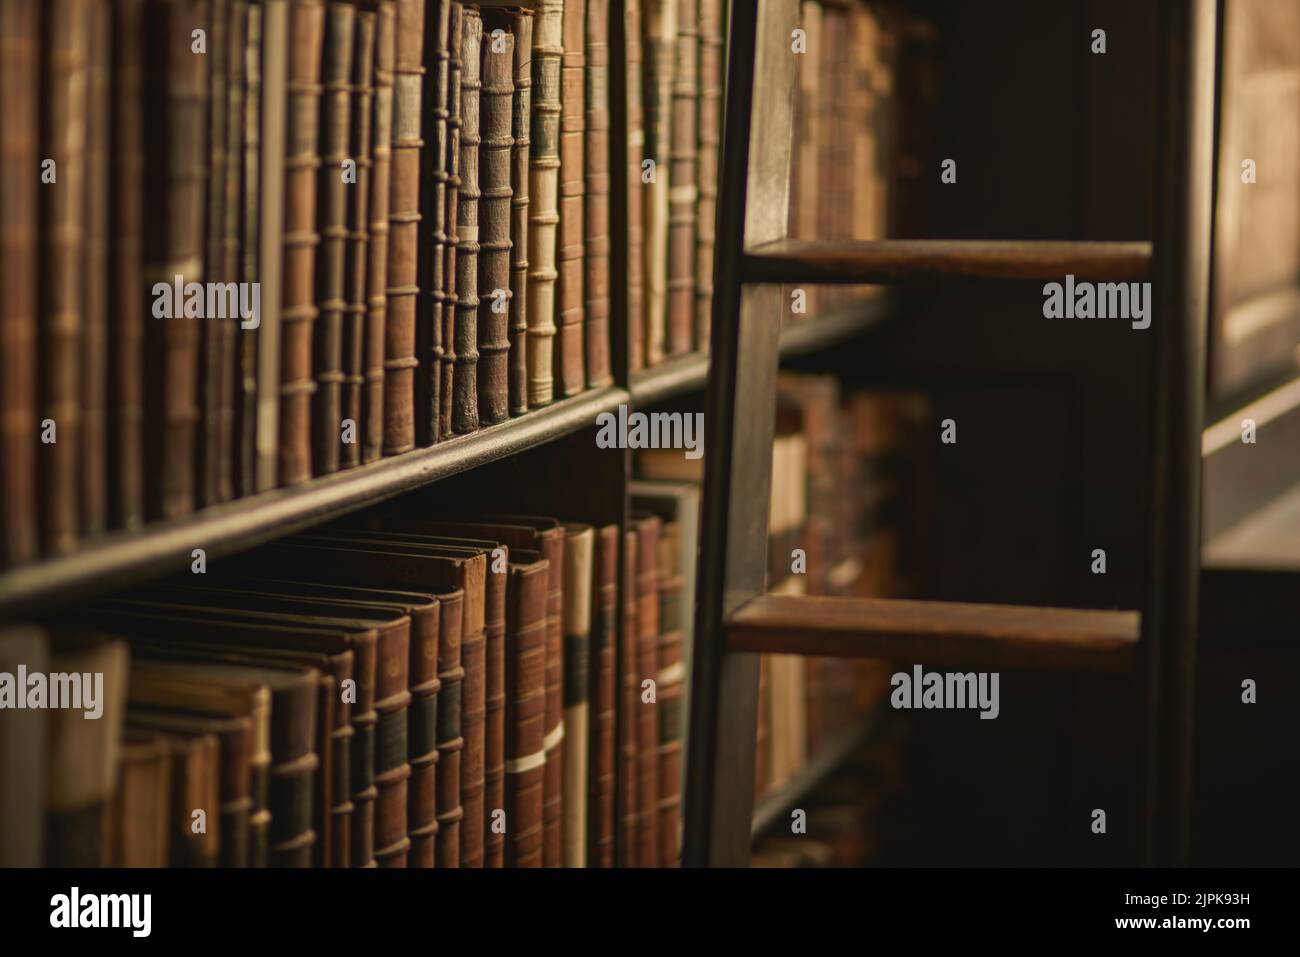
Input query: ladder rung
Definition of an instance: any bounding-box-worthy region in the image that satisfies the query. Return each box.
[726,594,1140,671]
[741,239,1153,284]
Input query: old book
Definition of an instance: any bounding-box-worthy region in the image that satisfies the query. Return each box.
[255,0,285,492]
[694,0,721,349]
[665,0,696,356]
[583,0,612,387]
[234,0,260,497]
[382,0,424,456]
[555,0,585,396]
[438,0,463,438]
[363,0,394,463]
[526,0,562,406]
[200,0,230,508]
[0,627,47,865]
[587,524,618,867]
[40,0,91,549]
[632,512,661,864]
[641,0,675,366]
[477,12,514,426]
[130,724,222,867]
[81,0,110,534]
[341,5,375,469]
[624,0,645,371]
[0,0,41,563]
[106,733,172,867]
[452,6,482,434]
[311,0,356,476]
[505,554,550,866]
[44,635,129,866]
[561,522,595,866]
[795,0,820,319]
[508,7,533,415]
[617,528,639,865]
[220,2,246,502]
[417,0,452,446]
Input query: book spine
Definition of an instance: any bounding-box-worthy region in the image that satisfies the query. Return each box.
[459,582,487,868]
[81,0,110,536]
[483,559,508,868]
[507,7,533,416]
[540,533,565,867]
[655,522,685,865]
[349,641,378,867]
[438,0,463,439]
[617,529,638,865]
[200,0,229,507]
[418,0,452,446]
[583,0,611,387]
[220,1,245,501]
[451,6,481,434]
[588,524,618,866]
[666,0,695,356]
[406,605,441,866]
[341,5,375,469]
[641,0,674,367]
[505,562,548,867]
[435,591,465,867]
[278,0,324,486]
[634,515,660,864]
[235,0,262,496]
[312,0,355,476]
[695,0,721,350]
[555,0,584,397]
[624,0,644,372]
[363,0,394,463]
[525,0,561,407]
[382,0,424,455]
[476,15,513,427]
[0,0,41,564]
[373,627,412,866]
[562,528,594,867]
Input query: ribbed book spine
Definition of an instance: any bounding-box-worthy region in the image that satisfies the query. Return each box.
[507,7,533,416]
[655,521,685,865]
[694,0,721,349]
[477,15,514,426]
[406,604,441,867]
[363,0,394,463]
[234,0,261,496]
[555,0,585,397]
[383,0,424,456]
[633,514,660,865]
[438,0,462,439]
[641,0,674,367]
[505,561,548,867]
[525,0,561,407]
[451,6,481,434]
[583,0,611,387]
[81,0,110,535]
[617,529,639,865]
[666,0,696,356]
[200,0,230,507]
[624,0,645,372]
[561,525,594,867]
[435,591,465,867]
[313,0,355,476]
[341,6,375,469]
[588,524,618,867]
[220,1,245,500]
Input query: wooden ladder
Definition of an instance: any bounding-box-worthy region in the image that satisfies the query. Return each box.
[682,0,1216,867]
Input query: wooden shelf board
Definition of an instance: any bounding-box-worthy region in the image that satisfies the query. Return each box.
[750,717,875,839]
[742,239,1153,284]
[727,594,1140,672]
[0,387,627,619]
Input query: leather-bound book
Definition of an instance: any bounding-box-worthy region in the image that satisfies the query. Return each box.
[652,519,684,864]
[694,0,721,350]
[507,7,533,416]
[632,511,661,864]
[341,6,375,469]
[0,627,47,866]
[617,528,639,865]
[0,0,41,564]
[363,0,394,463]
[438,0,463,439]
[81,0,110,535]
[233,0,259,498]
[312,0,356,476]
[221,2,246,501]
[477,12,514,427]
[587,525,618,867]
[624,0,645,372]
[254,0,283,493]
[106,733,172,867]
[416,0,452,446]
[561,523,595,866]
[555,0,585,397]
[583,0,611,387]
[665,0,696,356]
[451,6,482,434]
[505,554,550,866]
[382,0,424,456]
[39,0,90,550]
[132,725,222,867]
[526,0,562,407]
[641,0,675,367]
[431,588,463,867]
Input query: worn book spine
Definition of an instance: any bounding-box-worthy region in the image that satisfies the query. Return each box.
[382,0,424,455]
[641,0,674,367]
[505,560,548,866]
[435,589,464,867]
[0,0,41,565]
[665,0,696,356]
[417,0,452,446]
[363,0,394,463]
[694,0,720,350]
[483,554,508,869]
[562,525,594,866]
[81,0,110,536]
[373,624,412,867]
[341,6,375,469]
[617,529,639,865]
[477,16,513,427]
[526,0,561,406]
[407,600,441,866]
[451,6,482,434]
[555,0,585,397]
[507,7,533,416]
[655,520,685,865]
[624,0,645,371]
[633,514,660,864]
[460,569,488,868]
[588,524,618,866]
[200,0,229,507]
[438,0,463,439]
[312,0,355,476]
[583,0,611,387]
[235,0,262,496]
[220,1,245,502]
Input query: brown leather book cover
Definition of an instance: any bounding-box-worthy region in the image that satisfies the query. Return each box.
[382,0,424,455]
[588,524,618,867]
[0,627,47,865]
[81,0,110,535]
[653,519,684,865]
[312,0,356,476]
[129,724,222,867]
[632,511,661,864]
[507,6,533,416]
[526,0,561,406]
[665,0,696,356]
[341,5,375,469]
[618,528,639,865]
[438,0,464,439]
[363,0,395,463]
[106,732,173,867]
[555,0,585,397]
[583,0,611,387]
[694,0,721,350]
[624,0,645,371]
[561,522,595,866]
[477,11,514,427]
[234,0,262,497]
[220,2,246,502]
[451,6,482,434]
[641,0,674,367]
[505,554,549,866]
